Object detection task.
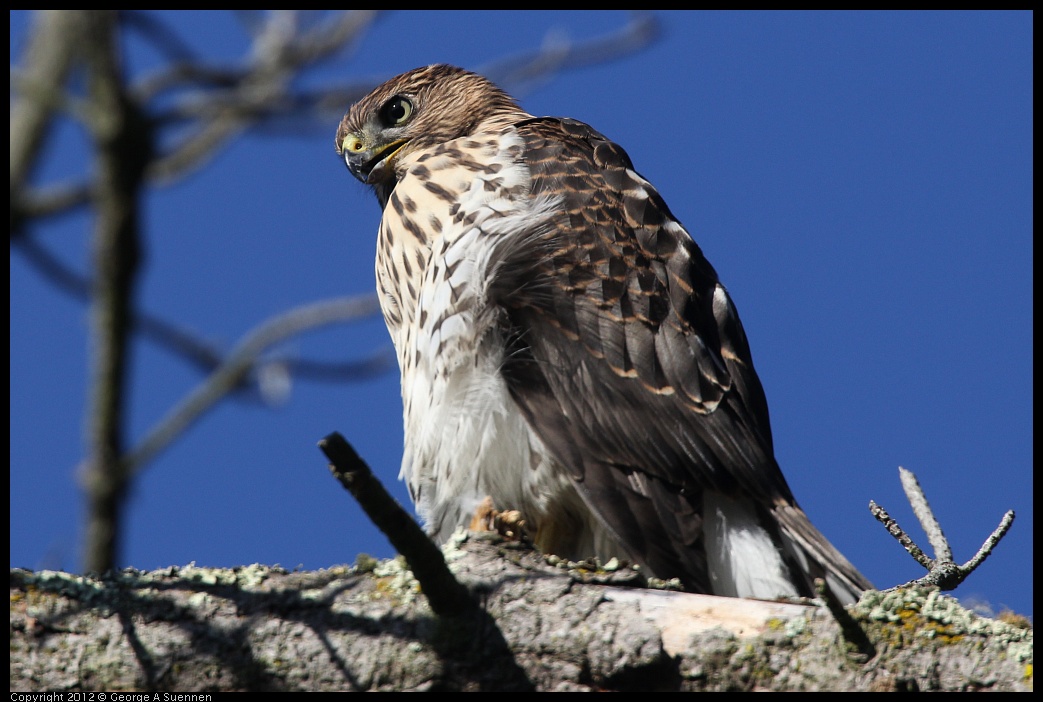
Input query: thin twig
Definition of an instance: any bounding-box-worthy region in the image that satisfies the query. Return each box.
[9,12,82,192]
[898,466,952,563]
[122,296,382,477]
[12,236,389,386]
[957,510,1015,575]
[482,12,660,96]
[868,500,934,571]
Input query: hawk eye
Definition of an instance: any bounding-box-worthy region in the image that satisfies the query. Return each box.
[380,96,414,127]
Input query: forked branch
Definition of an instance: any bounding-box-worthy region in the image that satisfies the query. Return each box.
[870,467,1015,592]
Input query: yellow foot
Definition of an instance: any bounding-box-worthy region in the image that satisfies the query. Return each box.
[468,496,529,542]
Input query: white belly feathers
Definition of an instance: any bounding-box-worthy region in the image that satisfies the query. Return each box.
[376,127,583,545]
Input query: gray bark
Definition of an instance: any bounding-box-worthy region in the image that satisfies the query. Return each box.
[10,535,1033,691]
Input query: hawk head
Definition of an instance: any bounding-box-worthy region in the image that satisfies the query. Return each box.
[336,64,525,195]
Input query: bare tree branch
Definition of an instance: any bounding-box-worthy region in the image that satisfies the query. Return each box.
[899,466,953,563]
[868,500,934,572]
[13,235,388,386]
[9,11,83,236]
[144,11,380,184]
[122,296,385,478]
[11,182,94,221]
[10,11,658,223]
[870,467,1016,593]
[482,12,660,95]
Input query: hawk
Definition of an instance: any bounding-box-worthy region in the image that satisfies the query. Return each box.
[336,64,871,603]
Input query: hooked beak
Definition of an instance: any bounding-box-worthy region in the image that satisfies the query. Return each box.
[341,134,409,185]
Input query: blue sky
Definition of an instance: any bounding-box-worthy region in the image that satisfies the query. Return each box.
[10,11,1032,618]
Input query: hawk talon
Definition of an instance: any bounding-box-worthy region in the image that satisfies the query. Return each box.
[467,496,530,544]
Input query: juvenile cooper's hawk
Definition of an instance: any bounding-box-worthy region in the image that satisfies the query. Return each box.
[337,64,871,603]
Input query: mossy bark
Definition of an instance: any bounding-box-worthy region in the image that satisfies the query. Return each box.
[10,536,1032,691]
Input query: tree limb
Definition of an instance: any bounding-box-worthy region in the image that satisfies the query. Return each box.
[10,540,1033,691]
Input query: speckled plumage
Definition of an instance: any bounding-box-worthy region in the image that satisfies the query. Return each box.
[336,64,871,603]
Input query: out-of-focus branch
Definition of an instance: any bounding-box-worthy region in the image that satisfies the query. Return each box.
[144,10,380,184]
[482,12,660,95]
[123,296,385,478]
[9,11,82,237]
[80,10,153,575]
[13,235,388,387]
